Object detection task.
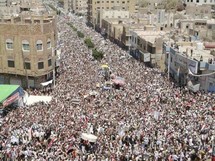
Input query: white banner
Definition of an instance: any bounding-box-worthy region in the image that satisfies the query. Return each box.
[188,59,198,74]
[144,53,150,62]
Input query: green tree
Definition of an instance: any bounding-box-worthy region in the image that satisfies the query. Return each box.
[77,31,85,38]
[84,38,94,48]
[92,49,104,61]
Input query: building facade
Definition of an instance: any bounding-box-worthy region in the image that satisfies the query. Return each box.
[163,42,215,92]
[64,0,88,14]
[0,4,57,89]
[87,0,138,26]
[185,0,215,5]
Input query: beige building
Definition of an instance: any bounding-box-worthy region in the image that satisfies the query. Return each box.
[97,10,129,28]
[178,18,215,41]
[129,30,166,66]
[206,20,215,41]
[186,4,212,19]
[64,0,87,14]
[87,0,138,26]
[0,2,57,88]
[101,18,147,49]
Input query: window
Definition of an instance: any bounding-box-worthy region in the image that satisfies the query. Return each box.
[24,62,31,70]
[48,59,52,67]
[8,60,15,68]
[6,39,13,50]
[36,40,43,51]
[22,40,30,51]
[47,39,51,49]
[38,62,44,69]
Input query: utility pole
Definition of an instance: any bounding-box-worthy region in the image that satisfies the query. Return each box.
[21,50,29,89]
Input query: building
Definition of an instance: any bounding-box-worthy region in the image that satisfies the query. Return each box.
[87,0,138,27]
[185,4,212,19]
[64,0,88,14]
[101,18,130,44]
[97,10,129,29]
[130,30,166,66]
[206,19,215,41]
[178,18,215,41]
[163,41,215,92]
[0,2,57,89]
[185,0,215,5]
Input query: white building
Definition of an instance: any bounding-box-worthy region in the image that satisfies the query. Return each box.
[163,41,215,92]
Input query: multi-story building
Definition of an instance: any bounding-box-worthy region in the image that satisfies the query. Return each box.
[186,4,212,19]
[178,18,215,41]
[184,0,215,5]
[87,0,138,27]
[64,0,88,14]
[130,30,166,66]
[97,10,129,29]
[163,41,215,92]
[0,2,57,89]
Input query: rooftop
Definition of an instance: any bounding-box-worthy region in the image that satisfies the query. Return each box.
[174,42,214,62]
[135,31,166,43]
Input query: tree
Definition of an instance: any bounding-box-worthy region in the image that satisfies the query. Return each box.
[92,49,104,61]
[77,31,85,38]
[84,38,94,48]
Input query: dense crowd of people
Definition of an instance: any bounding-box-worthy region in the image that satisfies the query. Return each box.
[0,13,214,161]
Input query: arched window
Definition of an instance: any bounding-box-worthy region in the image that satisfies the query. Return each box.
[47,38,51,49]
[36,40,43,51]
[22,40,30,51]
[6,39,13,50]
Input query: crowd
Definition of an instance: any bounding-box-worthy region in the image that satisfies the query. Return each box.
[0,13,214,161]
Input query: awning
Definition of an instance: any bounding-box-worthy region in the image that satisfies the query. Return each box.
[0,85,24,107]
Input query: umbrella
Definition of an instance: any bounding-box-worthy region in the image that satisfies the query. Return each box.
[103,81,112,90]
[81,133,97,143]
[101,64,109,69]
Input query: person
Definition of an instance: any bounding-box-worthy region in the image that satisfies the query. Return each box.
[0,13,214,161]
